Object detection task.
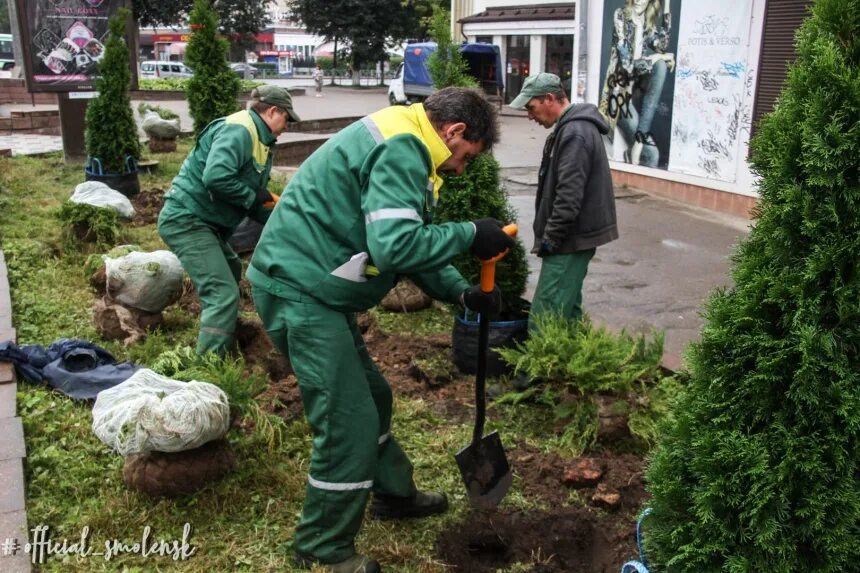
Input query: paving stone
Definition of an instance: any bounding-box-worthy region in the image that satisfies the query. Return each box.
[0,382,16,419]
[0,459,25,513]
[0,418,24,461]
[0,327,16,343]
[0,510,31,573]
[0,363,13,385]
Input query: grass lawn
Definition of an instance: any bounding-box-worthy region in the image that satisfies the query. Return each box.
[0,144,675,572]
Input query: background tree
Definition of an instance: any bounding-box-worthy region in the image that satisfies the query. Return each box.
[643,0,860,570]
[184,0,240,135]
[0,0,10,34]
[132,0,269,46]
[84,8,140,174]
[426,6,476,88]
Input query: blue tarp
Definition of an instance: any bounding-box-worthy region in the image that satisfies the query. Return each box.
[0,338,139,400]
[403,42,436,88]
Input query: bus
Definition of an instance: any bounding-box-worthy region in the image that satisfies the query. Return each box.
[0,33,14,70]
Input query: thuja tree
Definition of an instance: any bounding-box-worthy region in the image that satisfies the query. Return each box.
[426,6,476,89]
[643,0,860,570]
[435,153,529,313]
[84,8,140,173]
[185,0,240,135]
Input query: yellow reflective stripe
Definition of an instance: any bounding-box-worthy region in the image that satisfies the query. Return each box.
[224,110,269,169]
[366,104,449,199]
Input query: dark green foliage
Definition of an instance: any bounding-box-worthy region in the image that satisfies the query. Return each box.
[57,201,121,249]
[644,1,860,570]
[132,0,269,39]
[84,9,140,174]
[426,6,477,89]
[185,0,241,135]
[434,153,528,313]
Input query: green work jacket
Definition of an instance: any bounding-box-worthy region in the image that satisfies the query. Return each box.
[166,109,276,235]
[248,104,475,313]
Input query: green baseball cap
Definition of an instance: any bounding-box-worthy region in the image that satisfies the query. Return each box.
[509,73,563,109]
[252,84,301,122]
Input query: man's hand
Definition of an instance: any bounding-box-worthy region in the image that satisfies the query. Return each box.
[255,187,275,207]
[471,218,516,260]
[463,284,502,318]
[538,239,557,257]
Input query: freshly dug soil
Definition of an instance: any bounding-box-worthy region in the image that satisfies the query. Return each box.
[129,188,166,226]
[436,507,635,573]
[123,439,236,498]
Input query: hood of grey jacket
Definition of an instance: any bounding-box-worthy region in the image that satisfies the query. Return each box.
[556,103,609,135]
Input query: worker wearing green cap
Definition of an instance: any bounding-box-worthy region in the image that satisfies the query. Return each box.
[158,85,300,355]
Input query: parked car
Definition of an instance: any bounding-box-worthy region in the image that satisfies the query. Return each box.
[230,63,258,79]
[139,60,193,79]
[388,63,407,105]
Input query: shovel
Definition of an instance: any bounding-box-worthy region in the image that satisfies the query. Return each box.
[455,223,518,509]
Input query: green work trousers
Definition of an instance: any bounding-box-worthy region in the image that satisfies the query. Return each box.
[157,197,242,355]
[252,287,416,564]
[528,248,596,334]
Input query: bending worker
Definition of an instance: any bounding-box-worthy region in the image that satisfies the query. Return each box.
[158,85,300,355]
[248,87,515,573]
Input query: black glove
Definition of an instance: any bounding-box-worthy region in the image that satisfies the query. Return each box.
[471,218,516,260]
[538,239,556,257]
[255,186,273,206]
[463,284,502,318]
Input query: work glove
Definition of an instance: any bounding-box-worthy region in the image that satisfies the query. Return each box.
[538,239,557,257]
[470,218,516,260]
[255,186,275,207]
[463,284,502,319]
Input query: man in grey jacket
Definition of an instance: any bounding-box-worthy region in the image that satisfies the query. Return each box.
[510,73,618,335]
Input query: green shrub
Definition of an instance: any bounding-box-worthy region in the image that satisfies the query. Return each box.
[497,313,665,454]
[427,6,477,89]
[84,9,140,174]
[644,0,860,570]
[139,78,262,92]
[435,153,529,313]
[57,201,121,249]
[137,102,179,121]
[184,0,241,135]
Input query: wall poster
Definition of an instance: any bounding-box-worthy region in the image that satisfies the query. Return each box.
[15,0,132,92]
[598,0,755,182]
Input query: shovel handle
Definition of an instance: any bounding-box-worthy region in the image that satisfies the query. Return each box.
[479,224,518,293]
[473,224,518,446]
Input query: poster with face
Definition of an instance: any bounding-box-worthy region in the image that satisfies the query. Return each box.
[598,0,683,170]
[598,0,756,182]
[16,0,128,91]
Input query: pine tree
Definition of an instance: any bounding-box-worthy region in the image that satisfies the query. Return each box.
[426,6,476,89]
[185,0,240,135]
[84,8,140,174]
[644,0,860,570]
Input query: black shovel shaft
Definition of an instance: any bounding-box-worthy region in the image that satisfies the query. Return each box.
[472,311,489,445]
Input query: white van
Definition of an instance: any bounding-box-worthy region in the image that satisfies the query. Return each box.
[139,61,193,79]
[388,63,407,105]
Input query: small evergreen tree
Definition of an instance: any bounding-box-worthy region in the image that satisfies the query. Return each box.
[84,8,140,173]
[426,6,476,89]
[435,153,528,313]
[644,0,860,570]
[185,0,240,135]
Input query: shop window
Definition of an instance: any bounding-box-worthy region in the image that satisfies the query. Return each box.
[544,34,573,97]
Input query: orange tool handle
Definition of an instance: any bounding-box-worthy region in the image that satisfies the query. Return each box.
[263,191,280,209]
[479,224,518,293]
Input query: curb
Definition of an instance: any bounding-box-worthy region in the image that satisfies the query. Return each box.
[0,250,30,573]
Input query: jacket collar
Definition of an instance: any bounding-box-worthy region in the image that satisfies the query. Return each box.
[249,109,277,146]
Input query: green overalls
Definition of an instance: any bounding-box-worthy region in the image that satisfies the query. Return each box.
[248,105,474,563]
[157,109,276,355]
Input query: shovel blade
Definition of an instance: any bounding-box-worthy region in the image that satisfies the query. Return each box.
[455,431,512,509]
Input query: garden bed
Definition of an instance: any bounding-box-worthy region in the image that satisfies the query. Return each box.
[0,146,669,572]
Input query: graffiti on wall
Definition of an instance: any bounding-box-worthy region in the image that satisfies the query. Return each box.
[598,0,755,182]
[668,1,755,181]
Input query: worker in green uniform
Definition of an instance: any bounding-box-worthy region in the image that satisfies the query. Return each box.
[249,87,515,573]
[157,85,300,356]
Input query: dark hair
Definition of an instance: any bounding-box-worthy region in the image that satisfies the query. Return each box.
[549,85,568,102]
[424,87,500,149]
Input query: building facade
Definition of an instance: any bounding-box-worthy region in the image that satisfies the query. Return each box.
[453,0,812,217]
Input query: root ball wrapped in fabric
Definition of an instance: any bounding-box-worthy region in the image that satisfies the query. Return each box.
[105,250,184,313]
[70,181,136,219]
[123,439,236,497]
[92,368,230,455]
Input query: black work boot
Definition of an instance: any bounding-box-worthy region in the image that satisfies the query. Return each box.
[293,552,381,573]
[370,490,449,520]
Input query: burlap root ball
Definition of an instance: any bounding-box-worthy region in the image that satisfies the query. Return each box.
[122,439,236,497]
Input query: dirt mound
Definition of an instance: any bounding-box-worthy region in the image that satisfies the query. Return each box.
[129,188,166,226]
[436,507,635,573]
[235,317,292,381]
